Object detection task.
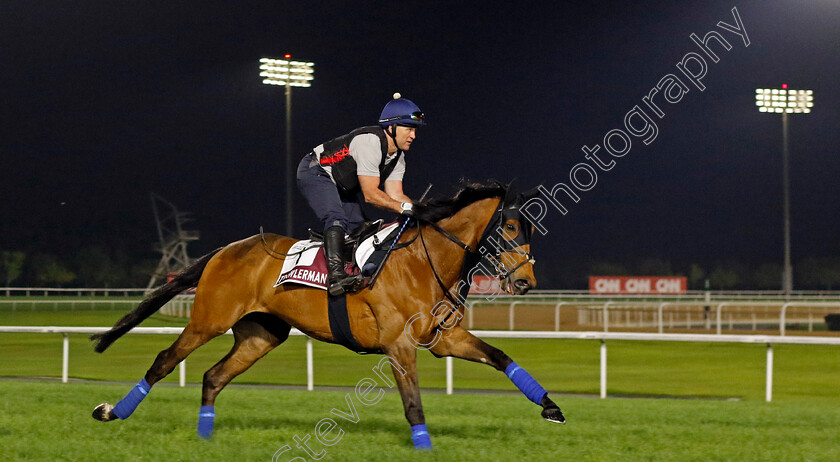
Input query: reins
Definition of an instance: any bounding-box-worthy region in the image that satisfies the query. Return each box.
[423,221,472,252]
[417,224,469,312]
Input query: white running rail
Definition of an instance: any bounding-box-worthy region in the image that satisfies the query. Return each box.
[2,327,839,402]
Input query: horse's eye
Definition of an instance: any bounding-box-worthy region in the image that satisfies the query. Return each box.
[505,224,516,232]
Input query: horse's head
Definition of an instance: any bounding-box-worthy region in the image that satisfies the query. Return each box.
[412,180,541,296]
[480,185,540,295]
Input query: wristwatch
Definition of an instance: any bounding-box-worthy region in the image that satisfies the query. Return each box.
[400,202,413,212]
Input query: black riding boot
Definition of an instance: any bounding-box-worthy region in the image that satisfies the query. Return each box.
[324,226,362,296]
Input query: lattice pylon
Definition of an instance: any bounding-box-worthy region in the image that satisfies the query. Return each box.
[146,193,200,289]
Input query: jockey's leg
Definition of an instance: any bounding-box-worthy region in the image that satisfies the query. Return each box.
[429,326,565,424]
[296,153,362,295]
[324,225,363,295]
[340,196,366,232]
[296,153,350,234]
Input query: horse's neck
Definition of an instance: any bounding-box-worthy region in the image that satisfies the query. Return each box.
[438,198,500,250]
[421,198,500,284]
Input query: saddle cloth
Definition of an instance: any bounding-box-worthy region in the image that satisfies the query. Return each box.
[273,222,400,290]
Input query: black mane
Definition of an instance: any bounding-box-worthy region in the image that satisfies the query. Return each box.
[413,181,507,222]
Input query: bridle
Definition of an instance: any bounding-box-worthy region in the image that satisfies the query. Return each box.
[480,207,536,286]
[415,194,536,315]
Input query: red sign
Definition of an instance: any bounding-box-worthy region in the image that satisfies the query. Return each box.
[589,276,687,294]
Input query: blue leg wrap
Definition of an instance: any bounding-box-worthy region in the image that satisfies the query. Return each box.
[197,405,215,439]
[505,362,547,405]
[112,378,151,420]
[410,424,432,450]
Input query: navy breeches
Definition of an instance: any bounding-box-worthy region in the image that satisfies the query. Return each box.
[296,153,365,233]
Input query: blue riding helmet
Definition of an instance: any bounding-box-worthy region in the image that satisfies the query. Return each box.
[378,93,425,127]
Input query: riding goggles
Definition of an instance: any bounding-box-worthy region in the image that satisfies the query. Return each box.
[378,111,425,125]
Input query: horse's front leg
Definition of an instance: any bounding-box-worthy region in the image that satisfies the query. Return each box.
[381,340,432,450]
[430,326,565,424]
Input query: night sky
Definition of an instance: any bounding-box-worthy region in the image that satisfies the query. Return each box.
[2,1,839,287]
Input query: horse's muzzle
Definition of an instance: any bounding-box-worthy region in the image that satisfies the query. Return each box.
[512,278,532,295]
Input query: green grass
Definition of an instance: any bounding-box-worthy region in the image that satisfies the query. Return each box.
[0,307,187,327]
[0,297,145,311]
[1,311,839,403]
[0,381,838,461]
[2,309,840,460]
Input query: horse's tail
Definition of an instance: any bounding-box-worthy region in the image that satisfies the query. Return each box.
[90,247,223,353]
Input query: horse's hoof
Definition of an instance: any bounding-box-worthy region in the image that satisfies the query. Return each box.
[541,406,566,424]
[92,403,118,422]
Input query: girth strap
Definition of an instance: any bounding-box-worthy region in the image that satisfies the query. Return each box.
[327,293,363,351]
[327,293,380,354]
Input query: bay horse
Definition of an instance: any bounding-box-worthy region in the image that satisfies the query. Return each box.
[90,181,565,450]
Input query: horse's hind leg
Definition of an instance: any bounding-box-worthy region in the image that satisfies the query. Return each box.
[92,322,226,422]
[429,326,565,424]
[197,312,291,438]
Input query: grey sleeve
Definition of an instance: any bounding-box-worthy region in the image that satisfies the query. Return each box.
[384,155,405,182]
[349,134,384,177]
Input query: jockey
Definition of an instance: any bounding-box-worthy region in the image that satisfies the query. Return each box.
[297,93,425,295]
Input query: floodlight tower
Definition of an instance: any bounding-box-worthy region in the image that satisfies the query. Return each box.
[260,55,315,237]
[755,85,814,299]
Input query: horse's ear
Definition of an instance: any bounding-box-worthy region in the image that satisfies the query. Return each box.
[503,178,520,207]
[507,183,541,207]
[519,184,542,202]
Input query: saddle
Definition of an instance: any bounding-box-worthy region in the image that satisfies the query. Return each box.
[274,220,399,354]
[308,219,383,243]
[307,219,384,272]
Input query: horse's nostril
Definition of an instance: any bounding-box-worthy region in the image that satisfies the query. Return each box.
[514,279,530,290]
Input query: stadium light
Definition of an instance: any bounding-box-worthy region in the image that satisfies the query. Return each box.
[755,86,814,299]
[260,56,315,237]
[259,57,315,87]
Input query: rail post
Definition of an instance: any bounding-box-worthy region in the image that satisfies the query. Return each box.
[62,334,69,383]
[603,302,615,332]
[765,343,773,402]
[657,302,671,334]
[509,301,522,331]
[780,303,791,336]
[716,302,729,335]
[446,356,453,395]
[306,338,314,391]
[468,302,476,329]
[600,340,607,399]
[554,302,567,332]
